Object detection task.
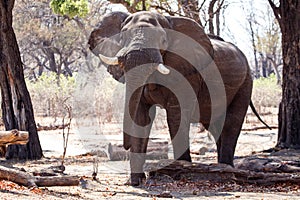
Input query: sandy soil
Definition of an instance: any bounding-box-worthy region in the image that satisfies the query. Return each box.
[0,115,299,199]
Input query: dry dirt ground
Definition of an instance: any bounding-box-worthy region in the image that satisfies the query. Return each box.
[0,113,299,200]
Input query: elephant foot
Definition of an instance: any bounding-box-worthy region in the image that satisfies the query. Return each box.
[176,149,192,162]
[129,173,146,186]
[218,159,234,167]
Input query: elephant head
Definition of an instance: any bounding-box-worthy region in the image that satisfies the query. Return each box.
[88,11,214,185]
[88,11,214,82]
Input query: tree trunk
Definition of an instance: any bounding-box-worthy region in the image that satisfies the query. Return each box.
[208,0,217,35]
[216,1,220,36]
[208,0,224,36]
[268,0,300,148]
[266,56,281,85]
[0,0,42,159]
[248,17,260,78]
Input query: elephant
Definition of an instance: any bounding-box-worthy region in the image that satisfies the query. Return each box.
[88,11,257,186]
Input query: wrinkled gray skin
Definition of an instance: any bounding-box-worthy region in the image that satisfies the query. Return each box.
[89,11,252,186]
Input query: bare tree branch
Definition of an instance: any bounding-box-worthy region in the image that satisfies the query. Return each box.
[151,4,182,16]
[267,0,282,26]
[198,0,207,12]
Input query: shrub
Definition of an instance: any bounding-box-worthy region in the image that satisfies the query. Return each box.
[26,72,75,118]
[26,67,125,125]
[252,73,281,109]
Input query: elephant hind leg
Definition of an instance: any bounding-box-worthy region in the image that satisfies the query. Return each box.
[214,80,252,166]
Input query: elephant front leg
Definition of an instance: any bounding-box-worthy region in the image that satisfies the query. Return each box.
[166,105,192,162]
[129,137,148,186]
[123,103,155,186]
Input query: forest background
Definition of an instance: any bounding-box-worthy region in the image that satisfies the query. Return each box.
[12,0,282,123]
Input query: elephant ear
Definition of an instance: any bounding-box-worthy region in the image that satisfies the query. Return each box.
[88,12,128,56]
[88,12,129,82]
[164,16,214,73]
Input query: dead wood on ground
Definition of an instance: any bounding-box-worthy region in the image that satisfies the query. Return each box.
[82,140,169,161]
[242,126,278,131]
[146,160,300,185]
[0,165,79,187]
[0,129,28,145]
[36,123,70,131]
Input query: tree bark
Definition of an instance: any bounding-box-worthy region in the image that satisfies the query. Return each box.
[268,0,300,148]
[0,0,42,159]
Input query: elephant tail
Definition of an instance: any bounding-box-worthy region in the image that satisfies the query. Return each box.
[249,101,272,130]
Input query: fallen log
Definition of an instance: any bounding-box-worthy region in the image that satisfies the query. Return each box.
[0,165,79,187]
[34,175,80,187]
[242,125,278,131]
[107,140,168,161]
[37,123,70,131]
[146,160,300,185]
[85,139,169,161]
[0,129,28,145]
[0,130,79,187]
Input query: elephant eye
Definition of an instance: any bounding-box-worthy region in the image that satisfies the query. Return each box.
[123,16,133,26]
[119,32,126,44]
[161,37,168,49]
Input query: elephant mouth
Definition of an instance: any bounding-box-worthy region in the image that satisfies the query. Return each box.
[123,49,162,68]
[122,49,170,75]
[98,49,170,75]
[107,65,125,83]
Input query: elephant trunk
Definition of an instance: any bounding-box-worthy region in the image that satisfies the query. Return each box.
[123,77,155,185]
[106,47,162,185]
[123,81,147,150]
[117,49,163,185]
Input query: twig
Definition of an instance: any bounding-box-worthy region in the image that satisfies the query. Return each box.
[61,104,73,170]
[92,157,98,180]
[242,125,278,131]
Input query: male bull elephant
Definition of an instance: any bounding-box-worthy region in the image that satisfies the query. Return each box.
[88,11,254,186]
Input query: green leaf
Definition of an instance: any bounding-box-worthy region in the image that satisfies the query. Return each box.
[50,0,89,18]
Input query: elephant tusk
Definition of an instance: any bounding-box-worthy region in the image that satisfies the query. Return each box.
[99,54,119,65]
[157,64,170,75]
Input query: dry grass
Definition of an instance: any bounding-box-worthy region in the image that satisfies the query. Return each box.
[27,73,281,128]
